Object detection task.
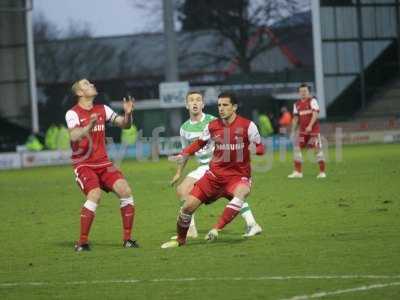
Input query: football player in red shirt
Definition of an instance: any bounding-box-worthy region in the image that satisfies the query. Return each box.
[161,92,265,248]
[288,83,326,179]
[65,78,139,251]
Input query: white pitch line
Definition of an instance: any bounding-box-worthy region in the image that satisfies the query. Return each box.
[279,281,400,300]
[1,275,400,288]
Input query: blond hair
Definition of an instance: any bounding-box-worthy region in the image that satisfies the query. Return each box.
[71,79,84,96]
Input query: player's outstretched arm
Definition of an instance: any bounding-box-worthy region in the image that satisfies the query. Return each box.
[182,139,207,156]
[114,96,135,129]
[170,156,188,186]
[168,153,188,164]
[169,124,209,164]
[168,139,207,165]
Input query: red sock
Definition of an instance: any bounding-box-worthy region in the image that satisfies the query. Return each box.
[318,160,325,172]
[79,207,95,245]
[176,211,191,245]
[215,206,240,230]
[120,204,135,241]
[294,161,302,173]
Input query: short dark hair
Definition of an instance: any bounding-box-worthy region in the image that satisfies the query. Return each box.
[218,92,238,105]
[298,83,311,92]
[186,90,203,100]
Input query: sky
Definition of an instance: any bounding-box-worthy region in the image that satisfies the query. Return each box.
[33,0,162,37]
[33,0,310,38]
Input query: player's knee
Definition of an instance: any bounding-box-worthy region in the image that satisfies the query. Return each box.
[114,180,132,198]
[176,184,187,199]
[119,185,132,198]
[181,202,194,214]
[87,188,102,203]
[234,186,250,199]
[182,196,200,214]
[242,188,251,198]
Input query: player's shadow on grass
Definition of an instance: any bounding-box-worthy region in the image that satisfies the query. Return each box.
[55,241,124,249]
[185,231,249,247]
[56,241,75,248]
[186,239,247,248]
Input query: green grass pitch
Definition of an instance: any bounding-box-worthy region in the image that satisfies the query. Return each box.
[0,143,399,299]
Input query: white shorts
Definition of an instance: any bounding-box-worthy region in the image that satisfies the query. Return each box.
[187,164,209,181]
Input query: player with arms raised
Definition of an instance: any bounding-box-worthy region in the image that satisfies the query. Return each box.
[162,92,265,248]
[170,91,262,238]
[288,83,326,178]
[65,78,139,251]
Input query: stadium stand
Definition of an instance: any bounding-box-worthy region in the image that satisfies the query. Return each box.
[357,77,400,119]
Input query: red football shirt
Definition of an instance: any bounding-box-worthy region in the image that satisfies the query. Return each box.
[182,115,264,178]
[65,104,117,169]
[293,97,320,134]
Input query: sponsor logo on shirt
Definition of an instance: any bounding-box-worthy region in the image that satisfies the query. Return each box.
[216,143,245,151]
[92,124,105,132]
[298,110,312,116]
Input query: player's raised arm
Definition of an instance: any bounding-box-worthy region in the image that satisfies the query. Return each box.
[112,96,135,129]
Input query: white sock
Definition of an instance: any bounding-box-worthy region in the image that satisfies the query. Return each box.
[190,214,196,228]
[240,202,256,227]
[84,200,98,212]
[227,197,244,211]
[120,196,134,208]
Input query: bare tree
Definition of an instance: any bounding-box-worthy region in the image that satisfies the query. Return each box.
[129,0,165,32]
[177,0,303,74]
[33,15,119,128]
[129,0,306,75]
[33,12,61,41]
[33,13,93,41]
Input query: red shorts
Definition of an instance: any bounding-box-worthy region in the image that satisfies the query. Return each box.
[74,164,125,195]
[296,133,321,149]
[190,171,251,204]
